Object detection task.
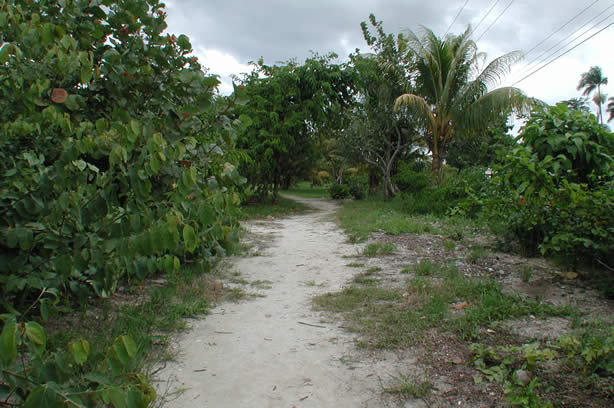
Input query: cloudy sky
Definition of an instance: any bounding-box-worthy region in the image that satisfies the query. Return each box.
[164,0,614,111]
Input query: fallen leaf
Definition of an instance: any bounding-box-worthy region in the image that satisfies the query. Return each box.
[51,88,68,103]
[452,301,469,310]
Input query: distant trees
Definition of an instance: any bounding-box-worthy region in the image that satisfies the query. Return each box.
[577,66,608,125]
[235,54,355,201]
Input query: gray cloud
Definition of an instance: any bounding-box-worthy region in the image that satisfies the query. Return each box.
[164,0,614,104]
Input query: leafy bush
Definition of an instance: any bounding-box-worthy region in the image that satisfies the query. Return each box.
[328,183,351,199]
[346,174,369,200]
[398,166,490,216]
[0,0,246,310]
[0,314,154,408]
[485,104,614,263]
[394,160,431,193]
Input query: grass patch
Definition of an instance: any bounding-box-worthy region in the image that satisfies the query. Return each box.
[442,239,456,251]
[46,264,220,381]
[366,266,382,273]
[363,242,396,257]
[240,197,311,220]
[353,270,381,286]
[250,280,273,289]
[337,199,440,242]
[520,265,533,283]
[282,181,329,198]
[337,197,488,243]
[315,262,574,348]
[383,374,432,398]
[467,245,488,264]
[346,262,365,268]
[414,259,435,276]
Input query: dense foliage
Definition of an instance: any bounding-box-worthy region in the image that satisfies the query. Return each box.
[1,1,245,405]
[341,14,420,199]
[486,104,614,262]
[235,54,355,201]
[0,0,244,311]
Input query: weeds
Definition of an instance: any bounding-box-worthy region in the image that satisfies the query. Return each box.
[520,265,533,283]
[414,259,435,276]
[383,374,432,398]
[346,262,365,268]
[316,261,573,347]
[363,242,396,257]
[467,245,487,264]
[240,197,311,219]
[442,239,457,251]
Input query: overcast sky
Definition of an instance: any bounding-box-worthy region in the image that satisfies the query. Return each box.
[164,0,614,112]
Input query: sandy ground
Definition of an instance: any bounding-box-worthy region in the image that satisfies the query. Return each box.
[156,197,422,408]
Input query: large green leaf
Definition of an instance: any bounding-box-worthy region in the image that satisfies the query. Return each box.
[0,318,18,366]
[183,224,198,253]
[70,339,90,365]
[25,321,47,357]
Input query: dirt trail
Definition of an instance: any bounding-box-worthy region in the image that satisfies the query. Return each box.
[156,197,418,408]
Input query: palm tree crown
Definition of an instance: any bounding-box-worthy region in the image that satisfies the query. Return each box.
[394,26,529,173]
[577,66,608,125]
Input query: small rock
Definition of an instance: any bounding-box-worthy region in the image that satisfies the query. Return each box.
[403,399,427,408]
[515,369,532,386]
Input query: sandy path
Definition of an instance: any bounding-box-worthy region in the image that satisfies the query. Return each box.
[156,197,418,408]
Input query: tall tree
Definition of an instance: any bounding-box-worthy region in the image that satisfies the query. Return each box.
[343,14,421,199]
[236,54,355,200]
[393,26,529,176]
[577,66,608,125]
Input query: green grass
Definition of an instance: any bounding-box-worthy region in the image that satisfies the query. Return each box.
[442,239,457,251]
[47,264,217,376]
[282,181,329,198]
[467,245,487,264]
[346,262,365,268]
[383,374,432,398]
[363,242,396,257]
[520,265,533,283]
[314,261,574,348]
[240,197,311,219]
[414,259,435,276]
[336,197,487,243]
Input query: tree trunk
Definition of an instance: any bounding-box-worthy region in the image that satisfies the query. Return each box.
[431,152,442,184]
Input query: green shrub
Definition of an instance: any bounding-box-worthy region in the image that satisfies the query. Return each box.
[485,104,614,263]
[346,174,369,200]
[0,0,245,310]
[328,183,351,199]
[394,159,431,193]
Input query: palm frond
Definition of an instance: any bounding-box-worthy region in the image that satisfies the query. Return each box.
[456,87,529,130]
[394,93,436,129]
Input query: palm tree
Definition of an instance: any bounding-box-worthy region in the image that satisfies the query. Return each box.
[577,66,608,125]
[607,96,614,123]
[393,26,530,175]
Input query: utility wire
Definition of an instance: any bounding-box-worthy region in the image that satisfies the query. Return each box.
[512,19,614,86]
[445,0,470,36]
[470,0,501,36]
[524,0,599,58]
[476,0,516,42]
[512,5,614,82]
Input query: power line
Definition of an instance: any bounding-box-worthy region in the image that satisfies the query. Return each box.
[512,19,614,86]
[471,0,501,36]
[476,0,516,42]
[512,5,614,82]
[524,0,599,58]
[445,0,470,36]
